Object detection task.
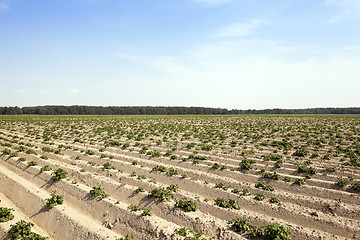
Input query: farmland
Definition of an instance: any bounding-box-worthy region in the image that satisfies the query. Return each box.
[0,115,359,239]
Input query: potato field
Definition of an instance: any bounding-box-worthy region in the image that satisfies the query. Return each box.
[0,115,359,240]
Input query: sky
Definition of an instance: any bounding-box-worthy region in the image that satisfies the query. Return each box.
[0,0,359,110]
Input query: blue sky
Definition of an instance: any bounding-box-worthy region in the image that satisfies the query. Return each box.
[0,0,359,109]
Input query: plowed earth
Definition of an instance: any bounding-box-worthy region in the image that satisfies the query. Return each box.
[0,115,359,239]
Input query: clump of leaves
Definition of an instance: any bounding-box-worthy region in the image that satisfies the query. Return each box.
[240,159,255,170]
[229,218,290,239]
[142,208,152,216]
[294,178,306,186]
[90,185,109,199]
[45,195,64,209]
[27,161,37,167]
[168,167,178,176]
[0,207,14,222]
[336,179,349,187]
[254,193,266,201]
[214,198,240,209]
[215,182,229,191]
[293,148,309,157]
[263,224,291,240]
[40,165,52,172]
[297,165,317,174]
[85,149,94,155]
[117,235,134,240]
[174,227,208,240]
[8,220,47,240]
[269,197,280,204]
[175,200,197,212]
[128,204,141,211]
[283,176,292,183]
[152,165,167,172]
[352,181,360,192]
[255,182,274,191]
[263,171,280,180]
[103,162,115,170]
[18,157,26,162]
[148,187,174,202]
[134,187,145,194]
[52,168,68,181]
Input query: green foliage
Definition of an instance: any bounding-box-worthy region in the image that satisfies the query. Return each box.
[18,157,26,162]
[188,154,207,160]
[241,189,250,196]
[142,208,152,216]
[152,165,167,172]
[325,167,336,172]
[283,176,292,182]
[294,178,306,186]
[254,193,266,201]
[263,224,291,240]
[85,149,94,155]
[263,171,280,180]
[215,182,229,191]
[293,148,309,157]
[212,163,220,169]
[8,220,47,240]
[231,188,240,194]
[262,154,283,161]
[336,178,349,187]
[40,165,52,172]
[27,161,37,167]
[271,140,293,150]
[175,200,197,212]
[167,167,178,176]
[90,186,109,199]
[25,149,38,155]
[52,168,68,181]
[128,204,141,211]
[229,219,290,239]
[45,195,64,209]
[352,181,360,192]
[103,162,115,170]
[229,219,252,233]
[240,159,255,170]
[269,197,280,204]
[214,198,240,209]
[255,181,274,191]
[148,187,174,202]
[0,207,14,222]
[134,187,145,194]
[117,235,134,240]
[297,165,317,174]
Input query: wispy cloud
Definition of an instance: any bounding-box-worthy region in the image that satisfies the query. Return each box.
[0,1,9,12]
[214,19,269,37]
[68,89,79,94]
[17,89,24,93]
[324,0,360,22]
[193,0,232,6]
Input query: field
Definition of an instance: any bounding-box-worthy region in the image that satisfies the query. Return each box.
[0,115,359,240]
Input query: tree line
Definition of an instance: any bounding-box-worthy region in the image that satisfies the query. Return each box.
[0,106,359,115]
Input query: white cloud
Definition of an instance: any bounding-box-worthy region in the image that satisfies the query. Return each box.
[324,0,360,22]
[194,0,232,6]
[68,89,79,94]
[214,19,269,37]
[17,89,24,93]
[0,1,8,12]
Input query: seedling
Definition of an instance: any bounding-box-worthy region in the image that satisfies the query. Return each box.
[45,195,64,209]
